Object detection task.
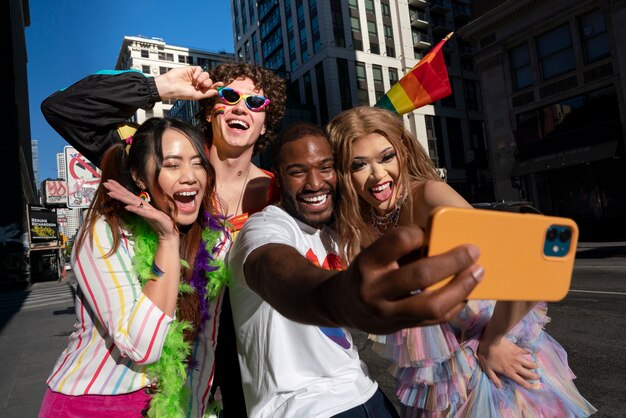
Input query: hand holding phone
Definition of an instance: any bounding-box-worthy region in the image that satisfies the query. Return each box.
[424,207,578,301]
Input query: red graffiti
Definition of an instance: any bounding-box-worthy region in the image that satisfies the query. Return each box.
[46,180,67,197]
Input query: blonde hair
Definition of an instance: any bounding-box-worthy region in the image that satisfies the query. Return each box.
[327,106,441,261]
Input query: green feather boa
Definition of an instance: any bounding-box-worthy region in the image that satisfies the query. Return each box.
[126,215,229,417]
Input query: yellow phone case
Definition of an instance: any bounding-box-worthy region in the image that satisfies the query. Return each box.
[424,206,578,301]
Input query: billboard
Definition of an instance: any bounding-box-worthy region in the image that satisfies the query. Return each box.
[65,146,100,208]
[42,179,68,207]
[28,205,58,244]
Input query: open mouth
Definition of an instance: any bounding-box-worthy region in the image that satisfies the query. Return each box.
[226,119,249,131]
[298,193,331,210]
[369,181,393,202]
[173,190,199,213]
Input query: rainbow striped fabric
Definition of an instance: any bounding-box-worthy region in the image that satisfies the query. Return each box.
[375,33,453,115]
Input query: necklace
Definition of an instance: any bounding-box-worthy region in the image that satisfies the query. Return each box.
[370,193,408,236]
[126,211,229,417]
[233,163,251,217]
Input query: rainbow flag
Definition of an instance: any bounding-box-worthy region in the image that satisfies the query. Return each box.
[375,33,453,115]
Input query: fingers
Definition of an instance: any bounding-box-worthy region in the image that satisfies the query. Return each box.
[486,369,503,389]
[378,245,482,302]
[383,264,483,323]
[359,226,425,269]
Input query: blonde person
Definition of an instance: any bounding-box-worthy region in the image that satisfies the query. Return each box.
[327,106,596,417]
[39,118,229,417]
[41,64,286,416]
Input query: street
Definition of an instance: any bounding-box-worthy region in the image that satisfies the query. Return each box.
[1,251,625,418]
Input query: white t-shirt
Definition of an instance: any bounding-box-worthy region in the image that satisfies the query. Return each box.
[228,205,378,418]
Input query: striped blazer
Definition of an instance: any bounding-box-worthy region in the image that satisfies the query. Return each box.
[47,217,228,417]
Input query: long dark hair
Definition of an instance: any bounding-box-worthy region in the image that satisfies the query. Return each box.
[76,117,216,341]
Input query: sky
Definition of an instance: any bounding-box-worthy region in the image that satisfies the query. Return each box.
[26,0,234,182]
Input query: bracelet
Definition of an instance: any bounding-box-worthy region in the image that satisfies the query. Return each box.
[152,261,165,278]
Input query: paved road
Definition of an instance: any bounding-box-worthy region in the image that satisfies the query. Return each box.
[1,251,625,417]
[0,278,75,418]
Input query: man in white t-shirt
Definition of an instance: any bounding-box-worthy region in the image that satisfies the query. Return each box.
[228,122,484,417]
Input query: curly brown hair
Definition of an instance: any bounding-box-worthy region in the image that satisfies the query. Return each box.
[198,63,287,155]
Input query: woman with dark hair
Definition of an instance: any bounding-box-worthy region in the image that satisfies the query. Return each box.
[327,106,596,417]
[41,64,288,416]
[38,118,229,417]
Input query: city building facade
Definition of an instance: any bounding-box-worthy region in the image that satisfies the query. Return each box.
[230,0,493,201]
[3,0,36,284]
[460,0,626,239]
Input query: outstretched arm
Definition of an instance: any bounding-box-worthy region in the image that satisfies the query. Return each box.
[244,226,483,334]
[418,180,539,387]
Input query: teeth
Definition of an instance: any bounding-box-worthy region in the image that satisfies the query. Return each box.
[302,194,328,206]
[176,191,197,197]
[227,120,249,129]
[371,183,391,192]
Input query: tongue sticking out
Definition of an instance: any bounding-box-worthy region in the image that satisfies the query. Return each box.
[370,184,393,202]
[174,194,196,212]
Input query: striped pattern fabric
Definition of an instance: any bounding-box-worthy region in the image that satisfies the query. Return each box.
[375,33,453,116]
[46,218,229,418]
[47,218,174,395]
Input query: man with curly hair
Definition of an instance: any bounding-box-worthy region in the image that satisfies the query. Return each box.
[41,63,287,417]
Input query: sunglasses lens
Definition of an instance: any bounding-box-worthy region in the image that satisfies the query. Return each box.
[220,88,240,104]
[246,96,268,110]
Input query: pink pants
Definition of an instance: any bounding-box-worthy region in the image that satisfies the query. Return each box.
[38,387,151,417]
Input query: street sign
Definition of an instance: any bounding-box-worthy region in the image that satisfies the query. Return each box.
[64,146,100,208]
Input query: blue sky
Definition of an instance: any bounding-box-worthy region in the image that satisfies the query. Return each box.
[26,0,234,182]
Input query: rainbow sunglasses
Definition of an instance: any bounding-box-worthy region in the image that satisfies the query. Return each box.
[216,86,270,111]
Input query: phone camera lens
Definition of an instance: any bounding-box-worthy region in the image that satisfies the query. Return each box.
[559,228,572,243]
[546,228,558,241]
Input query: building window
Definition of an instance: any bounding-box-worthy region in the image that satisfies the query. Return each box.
[580,10,610,63]
[381,1,391,17]
[372,64,384,102]
[367,20,377,37]
[536,24,575,80]
[142,65,151,74]
[510,43,533,90]
[141,49,149,58]
[159,66,172,75]
[351,16,363,51]
[337,58,352,110]
[197,57,209,69]
[351,16,361,32]
[248,0,256,23]
[515,87,619,151]
[331,0,346,47]
[158,52,174,62]
[446,117,465,169]
[178,55,192,64]
[463,80,479,111]
[425,115,442,167]
[383,24,393,39]
[348,0,358,10]
[356,61,369,105]
[364,0,375,14]
[315,62,329,124]
[389,67,399,86]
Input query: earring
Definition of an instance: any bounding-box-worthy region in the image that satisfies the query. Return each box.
[138,190,151,203]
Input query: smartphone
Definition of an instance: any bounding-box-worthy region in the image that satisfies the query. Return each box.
[423,206,578,301]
